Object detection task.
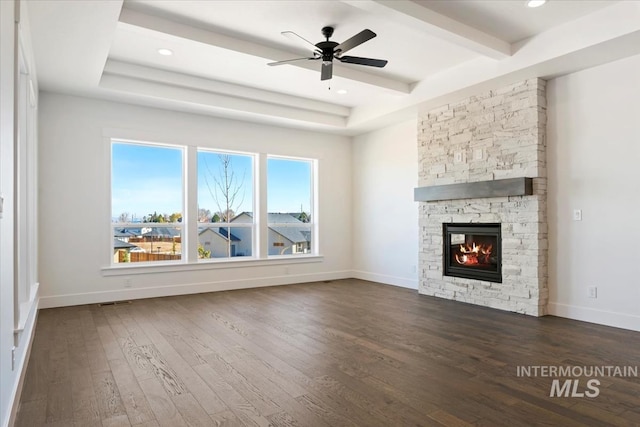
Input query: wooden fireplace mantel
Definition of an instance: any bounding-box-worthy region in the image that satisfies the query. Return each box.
[414,177,533,202]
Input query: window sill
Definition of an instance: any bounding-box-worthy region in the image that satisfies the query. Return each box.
[101,255,324,276]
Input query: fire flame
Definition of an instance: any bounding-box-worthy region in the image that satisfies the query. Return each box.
[455,243,493,266]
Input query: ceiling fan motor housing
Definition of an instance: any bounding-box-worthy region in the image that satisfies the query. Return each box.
[321,26,334,40]
[316,41,339,62]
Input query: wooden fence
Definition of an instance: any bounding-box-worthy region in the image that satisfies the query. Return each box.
[118,251,181,263]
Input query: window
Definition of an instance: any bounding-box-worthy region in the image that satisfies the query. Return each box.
[197,150,254,259]
[14,34,39,333]
[111,142,184,263]
[267,157,314,256]
[109,142,317,266]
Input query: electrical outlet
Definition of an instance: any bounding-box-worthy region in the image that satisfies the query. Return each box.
[587,286,597,298]
[473,148,483,160]
[124,277,132,288]
[573,209,582,221]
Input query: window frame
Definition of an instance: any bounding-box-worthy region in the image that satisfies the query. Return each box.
[196,147,256,262]
[110,139,186,266]
[106,139,321,274]
[266,155,318,258]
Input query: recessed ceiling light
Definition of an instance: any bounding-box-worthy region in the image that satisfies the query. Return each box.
[527,0,546,8]
[157,48,173,56]
[336,89,348,95]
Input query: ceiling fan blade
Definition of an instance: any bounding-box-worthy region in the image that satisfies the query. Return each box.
[338,56,388,67]
[321,62,333,81]
[335,29,376,54]
[282,31,320,53]
[268,57,318,66]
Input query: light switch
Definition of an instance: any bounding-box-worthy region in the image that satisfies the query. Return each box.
[454,152,463,163]
[573,209,582,221]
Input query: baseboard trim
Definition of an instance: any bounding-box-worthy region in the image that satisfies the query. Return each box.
[548,302,640,332]
[38,271,352,309]
[351,270,418,290]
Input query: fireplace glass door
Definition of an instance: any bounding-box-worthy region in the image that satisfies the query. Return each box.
[443,223,502,283]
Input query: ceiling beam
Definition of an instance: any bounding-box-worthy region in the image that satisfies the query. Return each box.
[104,60,350,117]
[343,0,511,60]
[118,7,410,94]
[101,61,348,128]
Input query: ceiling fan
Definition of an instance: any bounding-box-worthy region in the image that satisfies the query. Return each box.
[268,26,388,81]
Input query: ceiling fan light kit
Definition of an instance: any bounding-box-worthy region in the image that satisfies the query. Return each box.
[268,26,388,81]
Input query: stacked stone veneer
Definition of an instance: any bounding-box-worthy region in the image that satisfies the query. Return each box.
[418,79,548,316]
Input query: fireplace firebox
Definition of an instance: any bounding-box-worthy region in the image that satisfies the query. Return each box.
[443,223,502,283]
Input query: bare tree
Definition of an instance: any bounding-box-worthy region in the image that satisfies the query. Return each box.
[118,212,130,223]
[214,209,235,222]
[203,154,245,256]
[198,208,212,223]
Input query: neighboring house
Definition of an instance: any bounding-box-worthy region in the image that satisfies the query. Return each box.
[112,238,137,263]
[269,226,311,255]
[231,212,311,256]
[198,226,241,258]
[114,228,137,242]
[113,238,137,251]
[142,227,181,240]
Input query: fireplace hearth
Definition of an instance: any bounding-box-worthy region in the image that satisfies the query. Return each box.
[443,223,502,283]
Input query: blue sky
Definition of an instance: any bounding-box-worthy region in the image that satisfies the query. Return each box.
[112,142,311,220]
[267,157,311,214]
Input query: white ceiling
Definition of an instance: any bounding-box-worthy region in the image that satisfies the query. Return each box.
[25,0,640,135]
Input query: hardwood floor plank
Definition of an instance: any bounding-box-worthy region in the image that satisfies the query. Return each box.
[109,357,156,425]
[266,410,299,427]
[126,303,230,415]
[102,414,132,427]
[171,393,216,427]
[70,367,100,424]
[265,397,333,427]
[97,324,127,362]
[45,379,73,424]
[17,280,640,426]
[92,370,127,420]
[113,305,153,346]
[129,421,160,427]
[138,344,187,396]
[120,336,156,381]
[192,363,271,427]
[206,410,244,427]
[427,409,474,427]
[202,352,284,416]
[15,399,47,427]
[138,377,188,427]
[294,394,357,427]
[19,347,49,402]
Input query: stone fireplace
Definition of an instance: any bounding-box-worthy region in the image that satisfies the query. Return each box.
[416,79,548,316]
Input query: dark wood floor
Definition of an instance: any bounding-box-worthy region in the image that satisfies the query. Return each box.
[15,279,640,426]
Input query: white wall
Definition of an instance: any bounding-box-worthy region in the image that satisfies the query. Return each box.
[351,118,419,289]
[1,1,40,425]
[38,93,352,307]
[547,53,640,331]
